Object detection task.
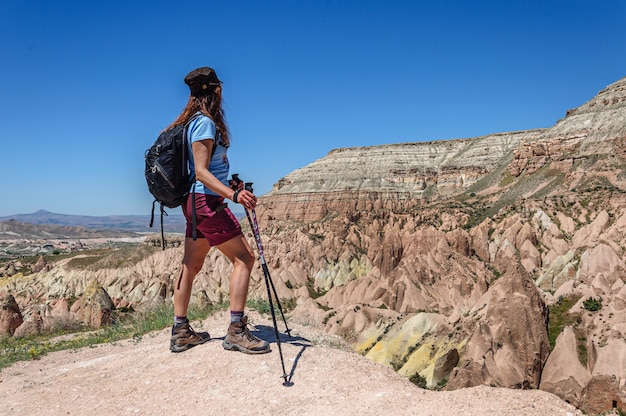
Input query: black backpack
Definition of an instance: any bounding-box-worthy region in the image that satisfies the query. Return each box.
[145,115,201,249]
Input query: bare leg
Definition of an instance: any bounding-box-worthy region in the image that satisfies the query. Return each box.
[216,234,255,311]
[218,234,270,354]
[174,237,211,317]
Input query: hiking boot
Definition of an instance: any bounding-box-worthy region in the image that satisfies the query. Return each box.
[170,320,210,353]
[222,316,270,354]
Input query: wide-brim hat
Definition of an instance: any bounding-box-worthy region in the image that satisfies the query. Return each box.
[184,67,222,96]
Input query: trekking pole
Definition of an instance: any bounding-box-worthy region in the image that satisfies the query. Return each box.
[232,175,291,333]
[231,174,291,386]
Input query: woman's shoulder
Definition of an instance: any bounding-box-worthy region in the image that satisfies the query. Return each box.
[188,113,215,131]
[188,113,216,139]
[190,112,214,125]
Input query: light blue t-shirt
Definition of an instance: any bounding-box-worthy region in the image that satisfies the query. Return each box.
[186,114,229,196]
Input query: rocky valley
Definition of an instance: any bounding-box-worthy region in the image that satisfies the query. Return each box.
[2,76,626,415]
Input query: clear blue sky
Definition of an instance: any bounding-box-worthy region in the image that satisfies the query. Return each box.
[1,0,625,216]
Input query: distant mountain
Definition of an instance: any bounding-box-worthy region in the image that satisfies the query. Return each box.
[0,219,142,240]
[0,207,246,234]
[0,209,185,233]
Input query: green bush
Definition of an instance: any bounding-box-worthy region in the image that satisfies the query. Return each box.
[409,372,427,388]
[547,295,581,350]
[583,297,602,312]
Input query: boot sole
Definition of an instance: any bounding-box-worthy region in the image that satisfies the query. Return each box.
[222,340,271,354]
[170,334,211,353]
[170,344,193,353]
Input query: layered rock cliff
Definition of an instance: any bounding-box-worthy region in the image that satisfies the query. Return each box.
[262,129,545,222]
[3,76,626,415]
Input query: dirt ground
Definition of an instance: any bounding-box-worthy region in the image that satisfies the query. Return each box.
[0,311,583,416]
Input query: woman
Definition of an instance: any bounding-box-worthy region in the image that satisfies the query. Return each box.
[168,67,269,355]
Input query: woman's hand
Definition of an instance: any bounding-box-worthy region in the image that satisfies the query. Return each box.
[233,189,257,209]
[228,175,256,208]
[228,177,244,191]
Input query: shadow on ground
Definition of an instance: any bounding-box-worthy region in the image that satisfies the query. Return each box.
[253,324,311,386]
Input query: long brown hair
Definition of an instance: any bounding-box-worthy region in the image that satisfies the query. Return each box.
[165,86,229,146]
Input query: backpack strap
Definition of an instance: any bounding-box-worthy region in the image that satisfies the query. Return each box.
[148,200,168,250]
[159,203,168,249]
[184,113,207,242]
[185,113,221,242]
[182,113,202,183]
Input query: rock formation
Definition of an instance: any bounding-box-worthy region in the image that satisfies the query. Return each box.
[540,326,591,406]
[80,280,115,328]
[445,262,550,390]
[31,255,47,273]
[0,292,23,336]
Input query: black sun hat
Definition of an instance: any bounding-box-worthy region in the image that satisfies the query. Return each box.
[184,67,222,96]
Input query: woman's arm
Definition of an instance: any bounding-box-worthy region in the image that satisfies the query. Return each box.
[192,140,257,208]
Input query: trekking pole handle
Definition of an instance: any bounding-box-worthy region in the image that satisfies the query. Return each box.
[230,174,254,194]
[230,174,242,189]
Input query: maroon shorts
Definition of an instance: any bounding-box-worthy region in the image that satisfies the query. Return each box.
[182,193,243,246]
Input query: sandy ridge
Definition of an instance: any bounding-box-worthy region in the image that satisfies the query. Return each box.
[0,311,583,416]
